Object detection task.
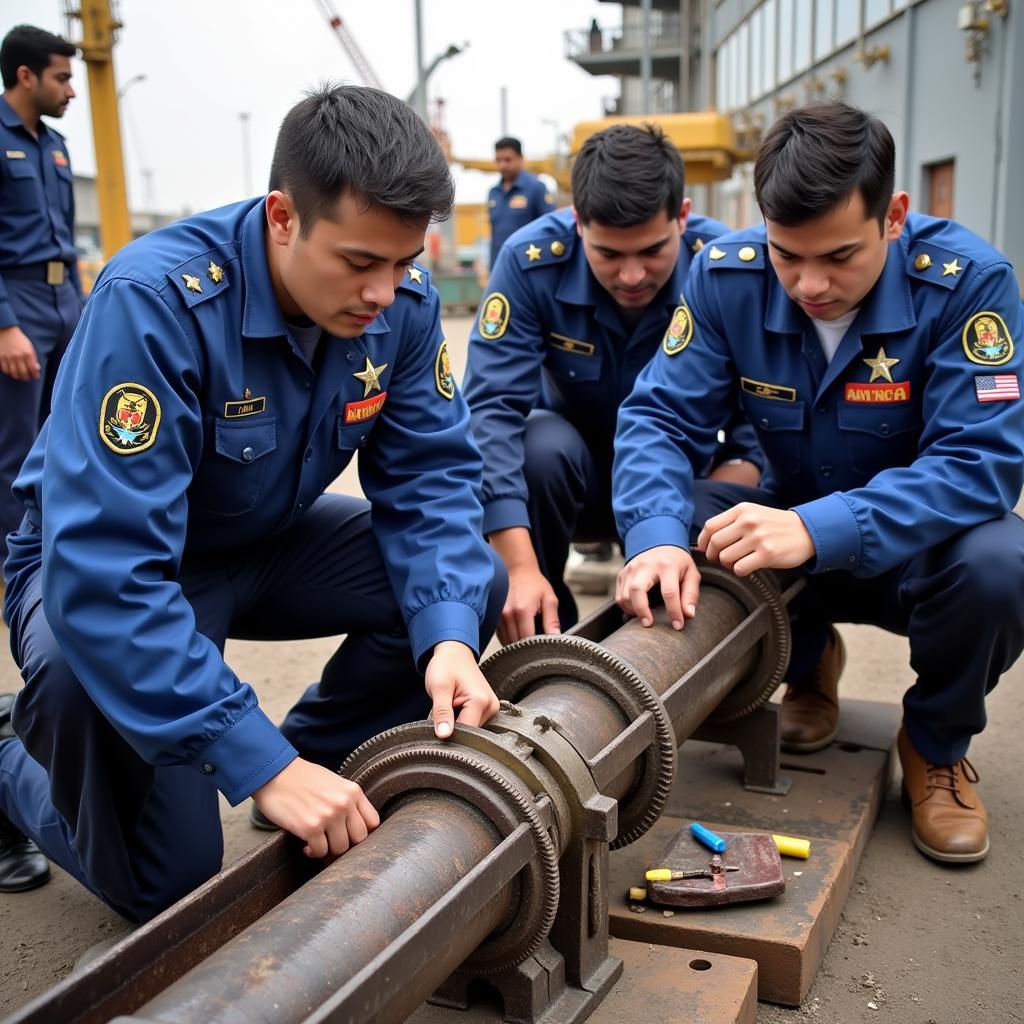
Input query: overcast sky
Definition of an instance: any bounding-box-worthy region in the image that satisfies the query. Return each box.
[3,0,617,214]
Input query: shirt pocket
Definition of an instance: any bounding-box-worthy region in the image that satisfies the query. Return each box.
[191,418,278,517]
[743,394,806,477]
[544,345,602,384]
[336,416,374,451]
[1,158,39,211]
[838,402,921,476]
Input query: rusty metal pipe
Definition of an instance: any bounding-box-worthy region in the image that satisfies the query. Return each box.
[130,795,511,1024]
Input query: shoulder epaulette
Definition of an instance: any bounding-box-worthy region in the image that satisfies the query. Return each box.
[906,243,971,291]
[705,241,765,270]
[167,250,234,307]
[514,234,575,271]
[397,263,430,298]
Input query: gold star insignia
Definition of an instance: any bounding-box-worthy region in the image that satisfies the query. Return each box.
[182,273,202,293]
[863,345,901,383]
[407,266,423,284]
[525,243,542,262]
[708,246,727,261]
[352,356,388,397]
[207,261,225,284]
[942,258,962,278]
[691,238,704,254]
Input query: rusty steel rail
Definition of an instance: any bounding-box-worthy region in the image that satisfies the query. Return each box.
[8,565,802,1024]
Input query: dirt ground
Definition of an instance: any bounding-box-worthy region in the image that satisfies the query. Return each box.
[2,316,1023,1023]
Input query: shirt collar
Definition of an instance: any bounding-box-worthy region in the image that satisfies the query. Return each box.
[0,95,50,139]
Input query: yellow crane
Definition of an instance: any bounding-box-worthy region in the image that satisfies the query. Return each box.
[65,0,132,257]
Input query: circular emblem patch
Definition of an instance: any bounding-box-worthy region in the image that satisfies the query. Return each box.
[962,311,1014,366]
[662,304,694,356]
[479,291,510,341]
[99,383,161,455]
[435,340,455,400]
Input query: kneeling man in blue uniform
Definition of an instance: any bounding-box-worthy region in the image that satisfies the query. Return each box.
[613,104,1024,864]
[464,124,762,643]
[0,85,506,916]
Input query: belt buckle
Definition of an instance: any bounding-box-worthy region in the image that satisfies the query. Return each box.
[46,261,65,286]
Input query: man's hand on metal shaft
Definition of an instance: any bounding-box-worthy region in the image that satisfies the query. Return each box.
[251,759,380,859]
[490,526,561,644]
[425,640,500,738]
[615,544,701,630]
[697,503,815,576]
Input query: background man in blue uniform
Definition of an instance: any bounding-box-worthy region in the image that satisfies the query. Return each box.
[465,124,761,643]
[614,104,1024,865]
[0,25,83,567]
[0,85,505,917]
[487,136,554,268]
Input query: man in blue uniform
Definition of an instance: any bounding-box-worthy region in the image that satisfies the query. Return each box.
[465,124,761,643]
[614,104,1024,864]
[0,25,83,566]
[0,85,505,916]
[487,136,554,268]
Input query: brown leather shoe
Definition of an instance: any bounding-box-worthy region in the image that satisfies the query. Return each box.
[898,727,989,863]
[780,627,845,753]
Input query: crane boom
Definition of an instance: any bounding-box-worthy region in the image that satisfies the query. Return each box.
[313,0,384,91]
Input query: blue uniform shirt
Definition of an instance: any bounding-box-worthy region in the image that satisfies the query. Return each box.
[464,206,760,536]
[488,169,554,267]
[11,198,495,805]
[614,214,1024,577]
[0,96,82,324]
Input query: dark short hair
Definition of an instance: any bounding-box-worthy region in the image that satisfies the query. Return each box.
[1,25,76,88]
[494,137,523,155]
[571,123,684,227]
[754,103,895,228]
[268,83,454,235]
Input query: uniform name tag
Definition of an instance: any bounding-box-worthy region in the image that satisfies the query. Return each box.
[741,377,796,402]
[5,150,25,159]
[844,382,912,403]
[549,333,595,356]
[224,396,266,418]
[344,391,387,423]
[509,195,528,209]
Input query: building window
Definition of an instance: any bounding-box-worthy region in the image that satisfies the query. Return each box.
[777,0,794,82]
[865,0,892,26]
[814,0,833,61]
[835,0,858,47]
[750,6,764,101]
[763,0,777,94]
[794,0,813,73]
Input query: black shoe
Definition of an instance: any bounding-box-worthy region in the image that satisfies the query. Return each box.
[249,803,280,832]
[0,812,50,893]
[0,693,15,740]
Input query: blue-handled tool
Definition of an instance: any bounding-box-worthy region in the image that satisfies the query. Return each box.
[689,821,727,853]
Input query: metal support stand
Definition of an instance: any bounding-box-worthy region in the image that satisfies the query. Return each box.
[691,702,792,795]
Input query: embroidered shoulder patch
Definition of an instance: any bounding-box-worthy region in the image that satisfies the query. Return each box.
[662,304,694,356]
[962,311,1013,366]
[99,383,161,454]
[435,340,455,400]
[479,292,510,340]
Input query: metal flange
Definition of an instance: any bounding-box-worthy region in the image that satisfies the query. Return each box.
[482,634,677,849]
[341,723,560,974]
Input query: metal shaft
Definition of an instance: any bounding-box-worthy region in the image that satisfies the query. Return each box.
[132,795,512,1024]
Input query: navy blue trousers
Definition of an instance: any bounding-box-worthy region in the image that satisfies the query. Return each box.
[0,493,506,922]
[692,481,1024,765]
[523,410,616,630]
[0,277,81,563]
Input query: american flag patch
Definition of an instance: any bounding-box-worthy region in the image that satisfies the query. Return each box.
[974,374,1020,402]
